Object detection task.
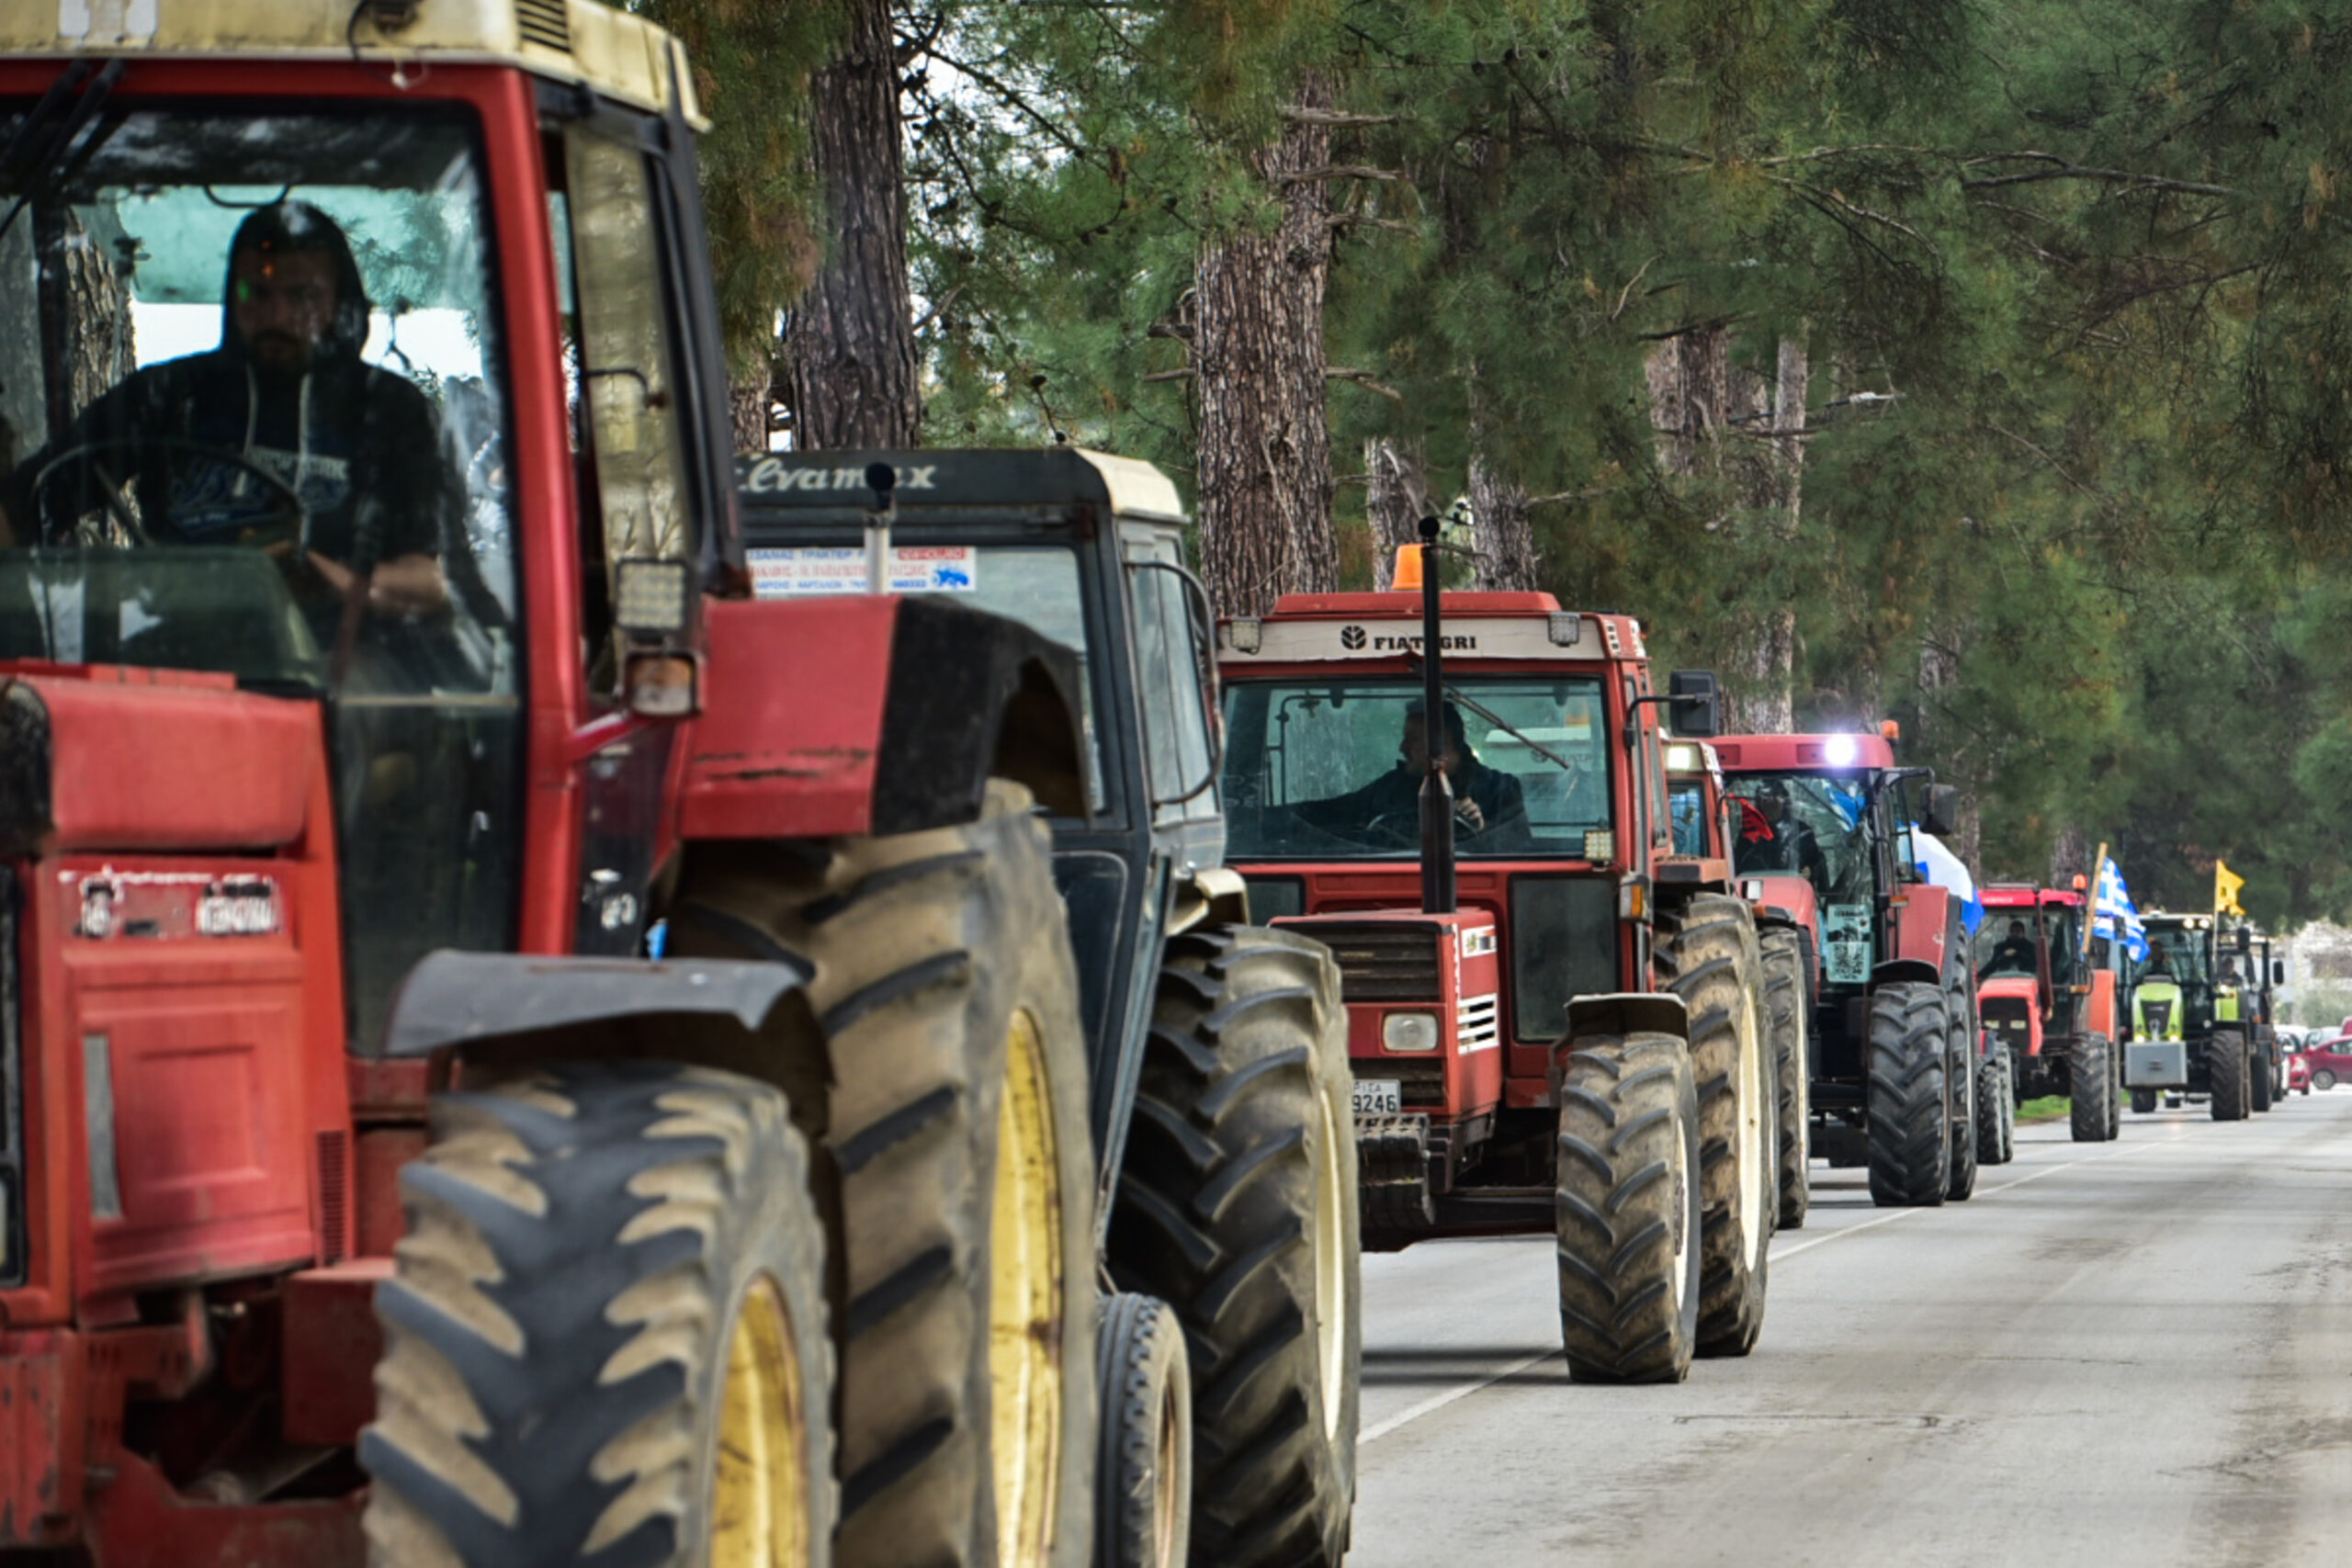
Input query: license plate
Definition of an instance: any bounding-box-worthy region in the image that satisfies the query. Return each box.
[1352,1079,1402,1115]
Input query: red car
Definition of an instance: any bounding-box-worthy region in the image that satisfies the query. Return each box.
[2289,1048,2312,1096]
[2301,1034,2352,1090]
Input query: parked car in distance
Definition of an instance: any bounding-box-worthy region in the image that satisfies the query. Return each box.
[2301,1034,2352,1090]
[2288,1047,2312,1096]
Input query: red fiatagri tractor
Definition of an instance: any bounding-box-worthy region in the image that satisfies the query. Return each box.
[0,7,1196,1567]
[1216,526,1781,1382]
[1975,882,2123,1144]
[1715,733,1988,1207]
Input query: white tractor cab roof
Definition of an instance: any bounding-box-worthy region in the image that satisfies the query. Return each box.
[1,0,699,122]
[1219,591,1646,664]
[1664,739,1724,786]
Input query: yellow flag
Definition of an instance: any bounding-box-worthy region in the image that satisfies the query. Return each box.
[2214,859,2246,917]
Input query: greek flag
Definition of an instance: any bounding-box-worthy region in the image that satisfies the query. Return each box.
[2092,855,2149,962]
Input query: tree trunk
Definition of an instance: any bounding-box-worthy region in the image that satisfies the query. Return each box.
[1363,435,1428,589]
[784,0,920,451]
[2050,824,2091,888]
[1193,73,1339,616]
[1467,457,1538,591]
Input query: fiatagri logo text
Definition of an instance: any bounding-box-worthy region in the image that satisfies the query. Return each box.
[1340,625,1479,652]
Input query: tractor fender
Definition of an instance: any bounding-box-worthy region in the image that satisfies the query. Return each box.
[377,950,808,1058]
[1871,958,1942,988]
[1887,886,1959,976]
[1169,864,1252,937]
[1738,873,1818,939]
[1563,991,1690,1046]
[678,592,1086,843]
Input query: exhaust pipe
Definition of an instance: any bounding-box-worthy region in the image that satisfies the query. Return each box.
[1415,513,1456,915]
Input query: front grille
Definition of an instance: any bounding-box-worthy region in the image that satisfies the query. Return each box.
[1316,923,1442,1003]
[1458,994,1499,1055]
[1354,1058,1446,1107]
[516,0,572,52]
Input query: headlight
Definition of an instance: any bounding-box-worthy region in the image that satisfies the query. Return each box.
[1383,1011,1441,1053]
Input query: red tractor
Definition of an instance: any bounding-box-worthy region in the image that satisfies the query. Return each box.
[1975,882,2123,1144]
[1716,733,1987,1206]
[0,8,1152,1567]
[1216,525,1781,1383]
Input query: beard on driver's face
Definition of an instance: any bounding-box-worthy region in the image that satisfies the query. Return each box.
[245,329,312,376]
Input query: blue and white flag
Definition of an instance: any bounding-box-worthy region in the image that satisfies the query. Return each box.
[1912,828,1984,937]
[2092,855,2149,962]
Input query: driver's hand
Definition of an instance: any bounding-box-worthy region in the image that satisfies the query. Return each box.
[1456,798,1486,833]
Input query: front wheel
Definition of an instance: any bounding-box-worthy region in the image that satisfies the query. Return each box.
[1865,982,1951,1207]
[1975,1055,2014,1167]
[2070,1035,2115,1143]
[2251,1047,2276,1112]
[1555,1032,1702,1383]
[1759,926,1810,1230]
[363,1063,836,1568]
[1945,983,1979,1202]
[1095,1294,1193,1568]
[2131,1087,2158,1115]
[2315,1068,2337,1091]
[1106,925,1359,1568]
[2210,1030,2250,1122]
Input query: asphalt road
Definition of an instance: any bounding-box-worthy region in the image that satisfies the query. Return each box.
[1350,1090,2352,1567]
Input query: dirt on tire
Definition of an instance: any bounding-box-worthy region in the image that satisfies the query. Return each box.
[663,782,1097,1568]
[1656,893,1773,1356]
[1866,982,1951,1207]
[1555,1032,1702,1384]
[362,1062,837,1568]
[1104,924,1359,1568]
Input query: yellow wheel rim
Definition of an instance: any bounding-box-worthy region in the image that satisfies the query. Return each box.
[991,1009,1064,1568]
[710,1275,809,1568]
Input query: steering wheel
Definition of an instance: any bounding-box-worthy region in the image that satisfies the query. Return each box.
[28,436,310,551]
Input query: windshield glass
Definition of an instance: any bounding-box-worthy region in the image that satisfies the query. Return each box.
[1220,678,1612,858]
[1974,911,2043,978]
[0,100,522,1043]
[747,540,1103,810]
[2138,923,2210,987]
[1724,771,1874,905]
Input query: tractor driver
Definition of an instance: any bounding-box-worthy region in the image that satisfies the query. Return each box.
[1982,919,2038,978]
[1295,698,1532,850]
[1734,777,1827,884]
[0,200,458,649]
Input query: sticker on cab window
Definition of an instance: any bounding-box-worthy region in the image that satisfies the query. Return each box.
[748,546,977,598]
[1822,904,1872,985]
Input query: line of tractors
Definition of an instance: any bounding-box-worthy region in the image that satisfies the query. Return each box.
[0,6,2297,1567]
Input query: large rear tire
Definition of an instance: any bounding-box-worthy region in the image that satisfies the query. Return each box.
[2070,1034,2114,1143]
[2251,1044,2276,1112]
[1656,894,1773,1357]
[1759,926,1810,1230]
[362,1063,836,1568]
[1095,1293,1193,1568]
[1555,1032,1702,1384]
[2210,1029,2250,1122]
[1866,982,1950,1208]
[1105,925,1359,1568]
[664,784,1097,1568]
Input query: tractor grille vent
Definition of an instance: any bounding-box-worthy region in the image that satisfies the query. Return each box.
[1457,994,1499,1055]
[1316,923,1442,1003]
[516,0,571,53]
[316,1130,349,1264]
[1356,1057,1446,1107]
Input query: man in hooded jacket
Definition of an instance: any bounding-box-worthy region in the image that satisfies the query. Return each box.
[2,200,458,644]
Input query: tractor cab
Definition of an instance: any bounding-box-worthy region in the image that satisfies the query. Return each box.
[731,447,1230,1165]
[1973,883,2120,1106]
[1715,732,1996,1189]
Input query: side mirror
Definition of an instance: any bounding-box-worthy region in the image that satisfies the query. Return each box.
[2274,960,2289,986]
[1668,669,1721,739]
[1922,784,1961,837]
